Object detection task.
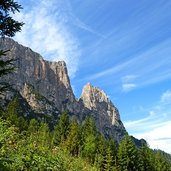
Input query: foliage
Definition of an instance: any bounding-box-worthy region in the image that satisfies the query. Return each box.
[52,111,70,145]
[0,108,171,170]
[0,50,14,93]
[2,97,28,131]
[0,0,24,94]
[0,0,24,37]
[65,118,81,156]
[117,135,144,171]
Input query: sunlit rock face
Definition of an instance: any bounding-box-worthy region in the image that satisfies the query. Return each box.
[0,38,76,113]
[0,38,126,142]
[80,83,126,141]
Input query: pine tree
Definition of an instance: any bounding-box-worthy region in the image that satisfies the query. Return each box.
[27,119,39,147]
[139,145,155,171]
[81,116,97,162]
[65,118,81,156]
[0,0,24,94]
[0,50,15,93]
[52,111,69,146]
[104,145,113,171]
[3,97,27,130]
[0,0,24,37]
[82,116,97,137]
[117,135,140,171]
[37,122,50,149]
[94,134,106,169]
[154,150,171,171]
[28,119,39,135]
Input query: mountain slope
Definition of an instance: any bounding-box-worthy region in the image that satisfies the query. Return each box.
[0,38,126,141]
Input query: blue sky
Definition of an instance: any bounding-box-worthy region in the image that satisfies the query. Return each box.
[14,0,171,153]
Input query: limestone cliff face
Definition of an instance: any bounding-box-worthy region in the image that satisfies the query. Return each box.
[81,83,121,126]
[0,38,76,114]
[80,83,126,141]
[0,38,126,141]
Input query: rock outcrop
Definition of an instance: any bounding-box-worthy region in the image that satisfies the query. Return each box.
[0,38,76,113]
[0,38,126,142]
[80,83,126,141]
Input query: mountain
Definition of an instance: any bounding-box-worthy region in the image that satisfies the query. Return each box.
[0,38,126,142]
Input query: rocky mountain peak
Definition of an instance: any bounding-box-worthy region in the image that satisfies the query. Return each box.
[0,38,126,142]
[0,38,75,112]
[81,82,109,109]
[81,83,122,127]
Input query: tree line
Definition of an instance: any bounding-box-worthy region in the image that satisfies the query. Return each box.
[0,97,171,170]
[0,1,171,170]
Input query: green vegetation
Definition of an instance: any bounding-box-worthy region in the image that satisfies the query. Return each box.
[0,106,171,171]
[0,0,24,93]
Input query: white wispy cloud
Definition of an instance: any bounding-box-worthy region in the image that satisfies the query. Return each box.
[13,0,81,77]
[82,37,171,92]
[121,75,137,83]
[133,121,171,154]
[122,83,137,92]
[124,90,171,153]
[161,90,171,103]
[121,75,137,92]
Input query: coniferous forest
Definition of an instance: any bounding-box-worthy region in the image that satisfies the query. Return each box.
[0,1,171,170]
[0,98,171,170]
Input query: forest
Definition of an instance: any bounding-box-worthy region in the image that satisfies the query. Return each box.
[0,1,171,170]
[0,97,171,171]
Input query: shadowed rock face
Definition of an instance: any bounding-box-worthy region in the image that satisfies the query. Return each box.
[0,38,126,142]
[0,38,75,112]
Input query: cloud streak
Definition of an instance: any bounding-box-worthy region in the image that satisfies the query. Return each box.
[161,90,171,103]
[82,37,171,91]
[13,0,81,77]
[124,90,171,153]
[122,83,137,92]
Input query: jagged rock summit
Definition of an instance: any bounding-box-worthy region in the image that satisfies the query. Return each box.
[80,83,126,141]
[0,38,126,142]
[81,83,123,127]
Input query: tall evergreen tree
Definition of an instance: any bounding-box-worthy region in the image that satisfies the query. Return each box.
[154,150,171,171]
[0,0,24,94]
[104,145,113,171]
[52,111,69,146]
[27,118,39,147]
[81,116,97,162]
[3,97,27,130]
[65,118,81,156]
[94,134,106,169]
[139,145,155,171]
[117,135,140,171]
[37,122,50,149]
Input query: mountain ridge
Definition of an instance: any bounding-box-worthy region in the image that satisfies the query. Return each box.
[0,38,126,142]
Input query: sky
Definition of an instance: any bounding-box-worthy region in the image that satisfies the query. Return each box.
[14,0,171,153]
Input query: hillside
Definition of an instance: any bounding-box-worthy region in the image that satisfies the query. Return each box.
[0,38,126,142]
[0,38,171,170]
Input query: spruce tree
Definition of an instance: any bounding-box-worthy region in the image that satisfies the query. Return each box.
[94,134,106,169]
[52,111,69,146]
[154,150,171,171]
[117,135,140,171]
[3,97,27,130]
[139,145,155,171]
[65,118,81,156]
[27,119,39,144]
[104,145,113,171]
[81,116,97,162]
[37,122,50,149]
[0,0,24,94]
